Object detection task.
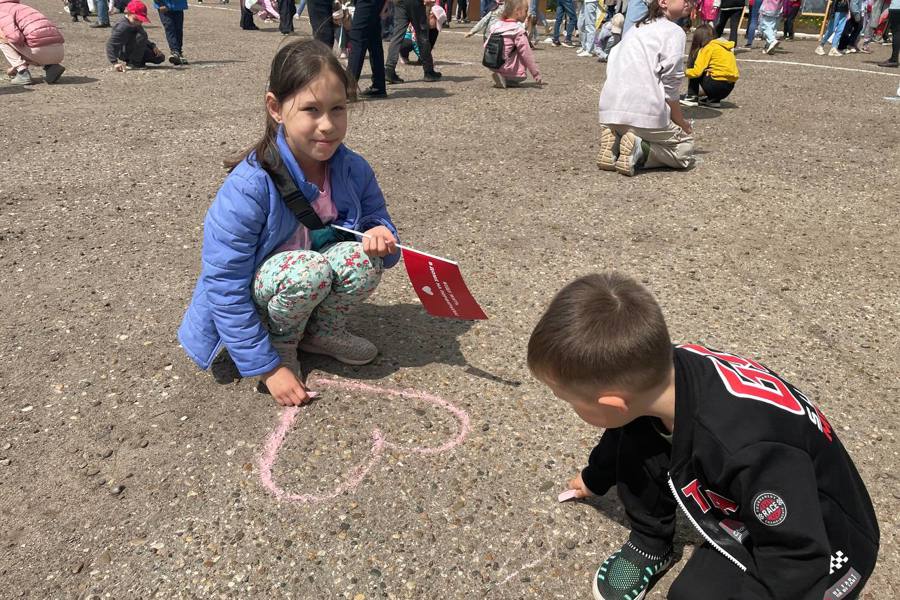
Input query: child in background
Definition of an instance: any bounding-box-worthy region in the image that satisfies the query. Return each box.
[528,272,880,600]
[106,0,165,70]
[484,0,541,87]
[400,3,446,64]
[178,41,400,407]
[680,23,738,106]
[782,0,801,38]
[154,0,188,65]
[577,0,599,56]
[758,0,784,53]
[66,0,90,22]
[594,12,623,60]
[0,0,66,85]
[596,0,693,176]
[815,0,850,55]
[466,0,503,39]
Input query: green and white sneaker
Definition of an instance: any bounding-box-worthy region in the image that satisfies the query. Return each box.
[593,540,673,600]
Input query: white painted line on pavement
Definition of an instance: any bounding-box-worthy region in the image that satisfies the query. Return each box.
[737,58,900,78]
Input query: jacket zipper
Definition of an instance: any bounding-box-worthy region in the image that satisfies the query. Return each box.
[667,476,748,573]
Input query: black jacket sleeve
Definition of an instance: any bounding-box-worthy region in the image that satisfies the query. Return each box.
[728,442,832,600]
[106,22,132,63]
[581,428,621,496]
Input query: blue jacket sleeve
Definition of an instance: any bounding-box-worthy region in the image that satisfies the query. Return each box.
[355,159,401,269]
[201,174,280,377]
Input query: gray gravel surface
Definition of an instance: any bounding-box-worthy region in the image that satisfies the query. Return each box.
[1,3,899,597]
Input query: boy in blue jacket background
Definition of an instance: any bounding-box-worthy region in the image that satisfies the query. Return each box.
[154,0,188,65]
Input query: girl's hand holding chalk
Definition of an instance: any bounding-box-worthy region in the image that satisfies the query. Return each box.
[361,225,398,258]
[261,367,314,407]
[562,472,594,501]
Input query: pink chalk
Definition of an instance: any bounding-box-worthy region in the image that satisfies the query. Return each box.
[558,489,579,503]
[257,376,471,504]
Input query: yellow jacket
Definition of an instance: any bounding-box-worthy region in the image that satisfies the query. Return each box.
[685,39,740,83]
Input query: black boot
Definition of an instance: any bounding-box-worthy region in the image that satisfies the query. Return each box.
[385,68,404,84]
[423,70,442,82]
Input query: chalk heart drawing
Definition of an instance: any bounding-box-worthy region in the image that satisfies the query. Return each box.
[421,285,434,296]
[258,377,471,504]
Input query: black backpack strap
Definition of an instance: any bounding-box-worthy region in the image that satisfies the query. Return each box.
[262,150,326,231]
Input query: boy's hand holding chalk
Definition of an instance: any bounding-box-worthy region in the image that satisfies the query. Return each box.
[558,473,594,502]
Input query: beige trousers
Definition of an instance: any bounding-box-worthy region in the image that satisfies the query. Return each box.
[610,122,694,170]
[0,42,65,71]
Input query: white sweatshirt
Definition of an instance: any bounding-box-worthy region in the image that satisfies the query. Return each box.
[598,18,686,129]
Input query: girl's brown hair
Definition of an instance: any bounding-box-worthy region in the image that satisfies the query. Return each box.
[225,40,358,172]
[688,23,716,67]
[502,0,526,19]
[637,0,666,26]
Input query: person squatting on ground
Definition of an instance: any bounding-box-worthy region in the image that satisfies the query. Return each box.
[713,0,744,44]
[178,41,400,407]
[816,0,850,55]
[757,0,784,53]
[679,23,739,107]
[385,0,443,83]
[106,0,165,70]
[594,12,623,61]
[400,3,446,64]
[0,0,65,85]
[596,0,693,176]
[154,0,189,65]
[483,0,541,86]
[527,272,880,600]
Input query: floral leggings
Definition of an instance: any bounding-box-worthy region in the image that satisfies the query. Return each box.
[252,242,383,343]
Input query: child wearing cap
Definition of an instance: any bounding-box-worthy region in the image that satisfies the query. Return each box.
[594,12,623,61]
[153,0,189,65]
[528,272,879,600]
[106,0,165,70]
[400,3,446,64]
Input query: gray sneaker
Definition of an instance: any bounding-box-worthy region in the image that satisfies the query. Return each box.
[10,69,32,85]
[299,331,378,365]
[615,132,645,177]
[593,540,674,600]
[44,64,65,84]
[596,125,619,171]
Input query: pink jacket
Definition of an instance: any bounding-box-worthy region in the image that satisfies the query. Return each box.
[0,0,64,48]
[485,19,540,81]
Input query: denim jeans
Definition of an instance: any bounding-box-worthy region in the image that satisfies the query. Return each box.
[296,0,307,16]
[745,0,760,45]
[622,0,647,34]
[480,0,496,17]
[96,0,109,25]
[581,1,598,51]
[158,9,184,55]
[819,10,848,46]
[553,0,577,42]
[758,11,779,44]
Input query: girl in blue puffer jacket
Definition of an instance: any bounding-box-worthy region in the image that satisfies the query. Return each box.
[178,40,400,407]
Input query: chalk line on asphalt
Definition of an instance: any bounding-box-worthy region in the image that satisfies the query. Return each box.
[736,58,900,78]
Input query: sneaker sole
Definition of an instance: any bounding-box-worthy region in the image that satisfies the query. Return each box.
[491,72,506,88]
[615,133,639,177]
[592,556,674,600]
[44,65,65,84]
[298,342,377,366]
[596,127,618,171]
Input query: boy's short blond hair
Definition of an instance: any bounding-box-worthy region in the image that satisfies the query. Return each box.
[527,272,673,393]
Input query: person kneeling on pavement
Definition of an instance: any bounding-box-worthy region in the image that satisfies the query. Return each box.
[106,0,165,71]
[0,0,66,85]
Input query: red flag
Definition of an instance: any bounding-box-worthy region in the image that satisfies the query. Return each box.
[401,247,488,320]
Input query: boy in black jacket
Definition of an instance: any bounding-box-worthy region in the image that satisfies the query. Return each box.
[106,0,165,70]
[527,272,879,600]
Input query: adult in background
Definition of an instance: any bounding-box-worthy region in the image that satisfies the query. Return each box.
[480,0,495,16]
[308,0,336,42]
[622,0,649,33]
[861,0,885,51]
[744,0,762,47]
[385,0,442,82]
[877,0,899,66]
[279,0,296,34]
[714,0,744,43]
[347,0,387,96]
[551,0,577,45]
[782,0,800,38]
[91,0,111,27]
